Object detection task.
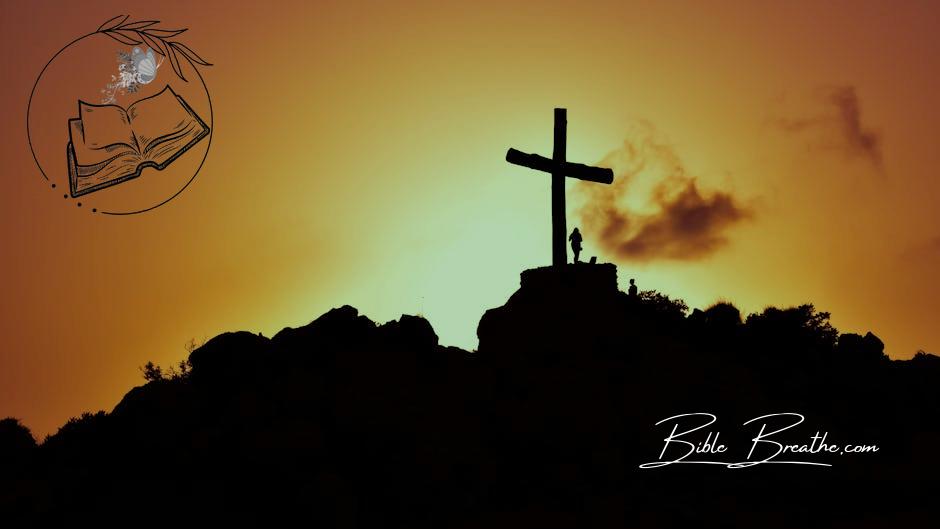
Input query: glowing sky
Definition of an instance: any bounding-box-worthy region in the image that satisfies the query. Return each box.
[3,0,940,437]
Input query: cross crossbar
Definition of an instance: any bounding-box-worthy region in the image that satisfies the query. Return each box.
[505,148,614,184]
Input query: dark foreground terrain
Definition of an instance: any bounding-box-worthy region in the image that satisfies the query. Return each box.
[2,264,938,527]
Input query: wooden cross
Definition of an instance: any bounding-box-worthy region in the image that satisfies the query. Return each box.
[506,108,614,267]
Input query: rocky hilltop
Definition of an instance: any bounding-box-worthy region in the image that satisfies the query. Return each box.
[2,265,938,527]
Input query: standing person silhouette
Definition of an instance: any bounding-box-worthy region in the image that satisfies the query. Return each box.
[628,278,638,297]
[569,227,583,263]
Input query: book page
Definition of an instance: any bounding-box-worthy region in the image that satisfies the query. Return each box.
[77,101,139,154]
[143,117,208,167]
[69,118,138,167]
[68,133,141,197]
[128,86,194,151]
[72,150,142,189]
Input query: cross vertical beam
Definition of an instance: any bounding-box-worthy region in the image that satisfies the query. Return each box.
[552,108,567,267]
[506,108,613,269]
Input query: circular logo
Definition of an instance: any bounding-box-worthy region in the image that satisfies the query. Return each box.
[27,16,213,215]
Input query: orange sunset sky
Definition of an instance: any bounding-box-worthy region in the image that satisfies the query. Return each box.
[2,0,940,437]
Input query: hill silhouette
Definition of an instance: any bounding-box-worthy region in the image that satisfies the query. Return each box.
[2,264,938,527]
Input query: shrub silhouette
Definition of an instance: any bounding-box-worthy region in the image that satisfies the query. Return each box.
[140,361,164,382]
[703,301,742,326]
[0,418,35,452]
[0,418,36,474]
[637,289,689,318]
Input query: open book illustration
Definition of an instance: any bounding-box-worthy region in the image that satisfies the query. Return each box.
[67,85,209,197]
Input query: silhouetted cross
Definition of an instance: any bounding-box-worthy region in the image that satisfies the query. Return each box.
[506,108,614,267]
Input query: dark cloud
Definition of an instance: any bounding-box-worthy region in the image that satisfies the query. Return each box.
[774,86,883,171]
[577,124,753,262]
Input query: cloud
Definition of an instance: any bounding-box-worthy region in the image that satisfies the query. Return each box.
[576,123,753,262]
[774,86,883,171]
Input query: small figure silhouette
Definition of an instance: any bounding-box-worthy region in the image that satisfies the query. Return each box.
[628,278,638,297]
[569,227,583,263]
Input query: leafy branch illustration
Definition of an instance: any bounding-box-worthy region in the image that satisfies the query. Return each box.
[96,15,212,82]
